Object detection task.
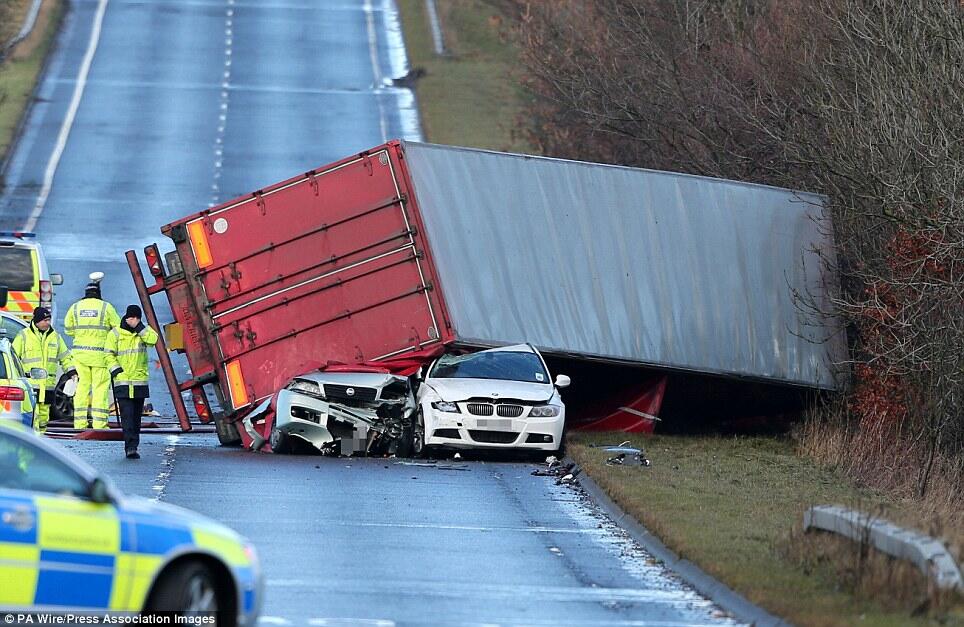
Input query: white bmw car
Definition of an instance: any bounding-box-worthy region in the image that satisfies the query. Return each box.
[415,344,569,454]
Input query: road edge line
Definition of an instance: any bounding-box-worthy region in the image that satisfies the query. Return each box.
[572,460,793,627]
[0,0,66,183]
[25,0,108,232]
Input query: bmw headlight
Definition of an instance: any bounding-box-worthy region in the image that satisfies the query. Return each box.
[431,401,461,413]
[287,379,322,396]
[529,405,560,417]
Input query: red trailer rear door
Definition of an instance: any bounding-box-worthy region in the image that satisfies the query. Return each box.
[169,145,449,410]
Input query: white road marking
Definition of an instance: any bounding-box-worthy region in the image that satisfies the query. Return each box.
[25,0,109,232]
[362,0,388,141]
[210,0,233,207]
[151,434,180,501]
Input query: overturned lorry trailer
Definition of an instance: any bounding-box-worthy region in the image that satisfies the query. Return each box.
[128,140,845,447]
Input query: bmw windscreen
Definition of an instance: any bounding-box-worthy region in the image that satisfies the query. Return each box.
[430,351,549,384]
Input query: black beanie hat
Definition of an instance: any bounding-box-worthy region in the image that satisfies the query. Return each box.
[125,304,142,319]
[85,282,101,298]
[32,307,51,324]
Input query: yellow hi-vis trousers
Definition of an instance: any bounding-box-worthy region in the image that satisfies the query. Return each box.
[74,363,111,429]
[31,393,50,434]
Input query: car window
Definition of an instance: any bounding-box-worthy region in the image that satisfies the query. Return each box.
[0,431,90,497]
[0,316,26,342]
[0,351,7,379]
[0,247,35,291]
[430,351,549,383]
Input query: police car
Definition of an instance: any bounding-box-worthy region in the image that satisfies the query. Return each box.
[0,306,35,428]
[0,231,62,323]
[0,421,262,623]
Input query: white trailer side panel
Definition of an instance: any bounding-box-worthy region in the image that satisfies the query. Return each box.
[402,142,844,389]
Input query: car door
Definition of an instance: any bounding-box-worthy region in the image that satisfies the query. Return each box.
[0,429,124,610]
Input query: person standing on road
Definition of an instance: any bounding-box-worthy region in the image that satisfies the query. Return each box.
[106,305,158,459]
[11,307,75,433]
[64,278,120,430]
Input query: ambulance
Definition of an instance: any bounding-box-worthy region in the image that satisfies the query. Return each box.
[0,232,63,322]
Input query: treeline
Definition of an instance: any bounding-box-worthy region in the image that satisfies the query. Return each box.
[494,0,964,499]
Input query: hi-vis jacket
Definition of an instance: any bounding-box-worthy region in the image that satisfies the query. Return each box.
[11,323,75,394]
[105,325,158,399]
[64,298,121,367]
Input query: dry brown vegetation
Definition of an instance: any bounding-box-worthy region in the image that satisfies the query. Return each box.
[495,0,964,512]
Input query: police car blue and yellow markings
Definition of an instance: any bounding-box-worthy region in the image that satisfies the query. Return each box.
[1,493,256,613]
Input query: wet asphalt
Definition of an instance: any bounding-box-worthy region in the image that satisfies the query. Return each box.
[59,434,740,627]
[3,0,742,624]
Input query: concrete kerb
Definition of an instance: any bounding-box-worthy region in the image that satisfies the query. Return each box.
[570,460,792,627]
[424,0,446,56]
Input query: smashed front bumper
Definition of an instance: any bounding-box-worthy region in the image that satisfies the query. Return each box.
[269,374,416,456]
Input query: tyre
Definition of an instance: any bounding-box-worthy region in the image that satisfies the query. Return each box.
[412,408,426,458]
[214,415,242,447]
[50,373,74,422]
[393,411,415,458]
[269,426,291,454]
[147,561,221,613]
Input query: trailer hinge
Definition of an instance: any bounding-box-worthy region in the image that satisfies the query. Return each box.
[245,328,257,347]
[219,271,232,294]
[170,224,188,244]
[229,262,242,283]
[232,321,243,341]
[307,171,320,196]
[255,191,266,215]
[363,157,373,176]
[353,345,364,361]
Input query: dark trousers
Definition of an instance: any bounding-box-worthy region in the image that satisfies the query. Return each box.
[119,397,145,453]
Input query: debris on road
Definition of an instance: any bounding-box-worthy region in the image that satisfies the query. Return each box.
[395,460,470,471]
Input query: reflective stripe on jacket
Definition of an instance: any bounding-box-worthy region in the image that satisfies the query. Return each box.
[105,325,158,398]
[64,298,121,367]
[11,324,74,391]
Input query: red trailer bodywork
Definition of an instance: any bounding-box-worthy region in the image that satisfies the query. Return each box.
[130,142,463,441]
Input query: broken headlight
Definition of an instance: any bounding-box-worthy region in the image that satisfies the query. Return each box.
[529,405,560,417]
[287,379,322,396]
[431,401,460,413]
[380,379,410,400]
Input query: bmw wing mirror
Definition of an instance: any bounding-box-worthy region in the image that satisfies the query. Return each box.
[88,477,115,505]
[0,286,7,308]
[50,273,64,286]
[554,374,571,389]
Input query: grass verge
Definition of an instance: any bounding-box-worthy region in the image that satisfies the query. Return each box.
[568,432,964,626]
[0,0,63,162]
[396,0,531,152]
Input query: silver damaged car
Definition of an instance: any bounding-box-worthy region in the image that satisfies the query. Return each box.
[270,371,416,456]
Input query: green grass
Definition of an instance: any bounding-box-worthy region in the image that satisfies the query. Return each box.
[0,0,63,161]
[569,432,964,627]
[396,0,532,152]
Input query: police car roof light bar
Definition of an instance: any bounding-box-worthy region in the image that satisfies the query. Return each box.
[0,231,36,239]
